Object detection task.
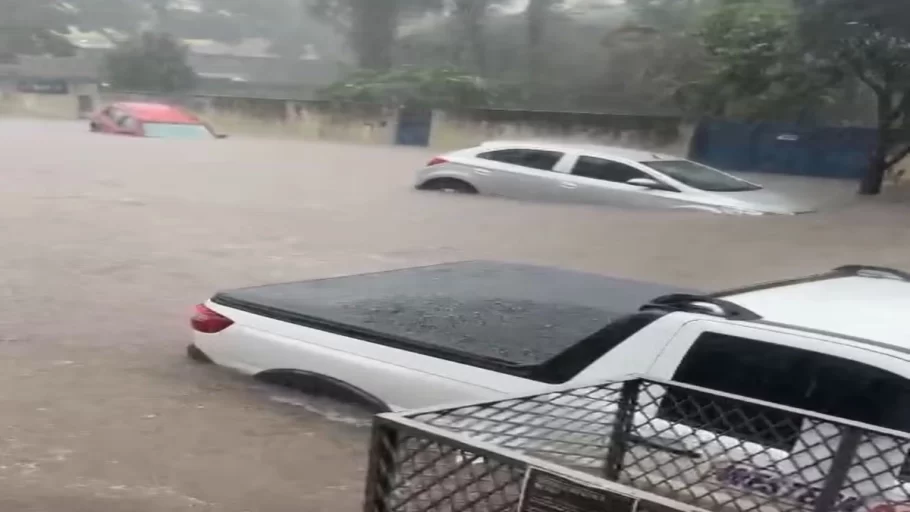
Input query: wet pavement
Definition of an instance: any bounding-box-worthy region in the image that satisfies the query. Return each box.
[0,118,909,511]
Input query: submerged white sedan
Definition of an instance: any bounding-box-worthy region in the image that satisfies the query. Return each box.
[414,141,814,215]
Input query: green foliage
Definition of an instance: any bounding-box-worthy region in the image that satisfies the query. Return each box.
[626,0,705,33]
[104,32,197,93]
[682,0,910,192]
[685,0,838,119]
[310,0,448,69]
[318,67,514,108]
[797,0,910,98]
[794,0,910,193]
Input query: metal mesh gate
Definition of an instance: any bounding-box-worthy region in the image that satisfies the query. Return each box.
[364,377,910,512]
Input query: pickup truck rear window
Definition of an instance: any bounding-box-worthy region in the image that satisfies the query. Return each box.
[660,332,910,450]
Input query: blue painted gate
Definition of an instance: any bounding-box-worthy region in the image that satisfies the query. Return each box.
[395,108,432,147]
[689,119,878,179]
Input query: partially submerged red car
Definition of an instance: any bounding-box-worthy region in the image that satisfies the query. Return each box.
[89,102,226,139]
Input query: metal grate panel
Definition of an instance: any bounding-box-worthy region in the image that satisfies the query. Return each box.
[364,377,910,512]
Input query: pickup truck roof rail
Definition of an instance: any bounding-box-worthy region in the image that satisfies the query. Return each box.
[834,265,910,281]
[711,264,910,299]
[640,294,762,321]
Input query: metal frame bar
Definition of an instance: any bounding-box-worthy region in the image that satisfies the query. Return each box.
[365,413,708,512]
[366,376,910,512]
[398,376,910,442]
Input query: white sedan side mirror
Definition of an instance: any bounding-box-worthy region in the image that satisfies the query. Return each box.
[627,177,661,189]
[626,177,678,192]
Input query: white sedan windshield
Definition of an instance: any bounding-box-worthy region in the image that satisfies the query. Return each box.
[644,160,761,192]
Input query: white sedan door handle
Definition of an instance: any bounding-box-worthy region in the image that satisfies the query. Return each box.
[560,182,578,189]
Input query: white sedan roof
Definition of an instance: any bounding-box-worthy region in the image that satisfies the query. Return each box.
[476,140,678,162]
[726,273,910,348]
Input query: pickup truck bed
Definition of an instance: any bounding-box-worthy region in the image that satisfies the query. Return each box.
[211,261,694,366]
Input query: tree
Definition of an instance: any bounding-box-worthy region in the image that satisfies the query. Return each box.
[104,32,197,92]
[452,0,491,74]
[311,0,445,70]
[318,67,511,108]
[598,0,710,113]
[525,0,554,80]
[795,0,910,194]
[197,0,347,60]
[687,0,837,119]
[394,2,637,111]
[69,0,318,54]
[626,0,704,33]
[689,0,910,194]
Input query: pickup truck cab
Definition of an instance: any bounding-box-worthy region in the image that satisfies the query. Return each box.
[189,261,910,424]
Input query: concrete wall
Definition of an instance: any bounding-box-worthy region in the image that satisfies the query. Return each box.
[0,84,97,119]
[430,109,692,156]
[0,89,692,155]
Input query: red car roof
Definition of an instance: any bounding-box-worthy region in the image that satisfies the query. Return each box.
[115,102,202,124]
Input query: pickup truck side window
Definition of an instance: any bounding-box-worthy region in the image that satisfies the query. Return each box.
[477,149,565,171]
[659,332,910,450]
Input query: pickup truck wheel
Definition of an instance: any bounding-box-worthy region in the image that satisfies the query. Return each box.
[186,344,213,364]
[418,178,477,194]
[255,370,391,414]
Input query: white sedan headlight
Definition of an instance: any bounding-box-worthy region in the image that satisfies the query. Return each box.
[673,205,767,216]
[714,207,766,216]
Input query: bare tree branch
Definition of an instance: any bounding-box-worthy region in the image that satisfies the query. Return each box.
[895,90,910,124]
[885,142,910,169]
[848,57,887,95]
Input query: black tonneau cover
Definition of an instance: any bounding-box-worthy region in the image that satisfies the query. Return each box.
[213,261,694,368]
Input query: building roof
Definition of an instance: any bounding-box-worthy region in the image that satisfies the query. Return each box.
[0,49,341,91]
[724,271,910,348]
[116,102,201,123]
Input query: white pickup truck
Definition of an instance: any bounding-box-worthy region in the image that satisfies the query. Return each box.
[190,260,910,417]
[190,261,910,512]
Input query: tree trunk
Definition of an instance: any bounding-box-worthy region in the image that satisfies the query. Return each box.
[858,91,894,195]
[452,0,488,74]
[526,0,548,81]
[350,0,398,70]
[860,137,889,195]
[148,0,171,31]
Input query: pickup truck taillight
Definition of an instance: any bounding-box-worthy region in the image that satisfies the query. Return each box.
[191,304,234,334]
[427,156,448,166]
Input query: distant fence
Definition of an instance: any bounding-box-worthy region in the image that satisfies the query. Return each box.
[364,376,910,512]
[690,120,878,179]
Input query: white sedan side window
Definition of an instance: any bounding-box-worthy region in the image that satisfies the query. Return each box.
[477,149,565,171]
[572,156,650,183]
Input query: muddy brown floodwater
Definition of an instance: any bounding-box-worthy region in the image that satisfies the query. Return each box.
[0,118,909,511]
